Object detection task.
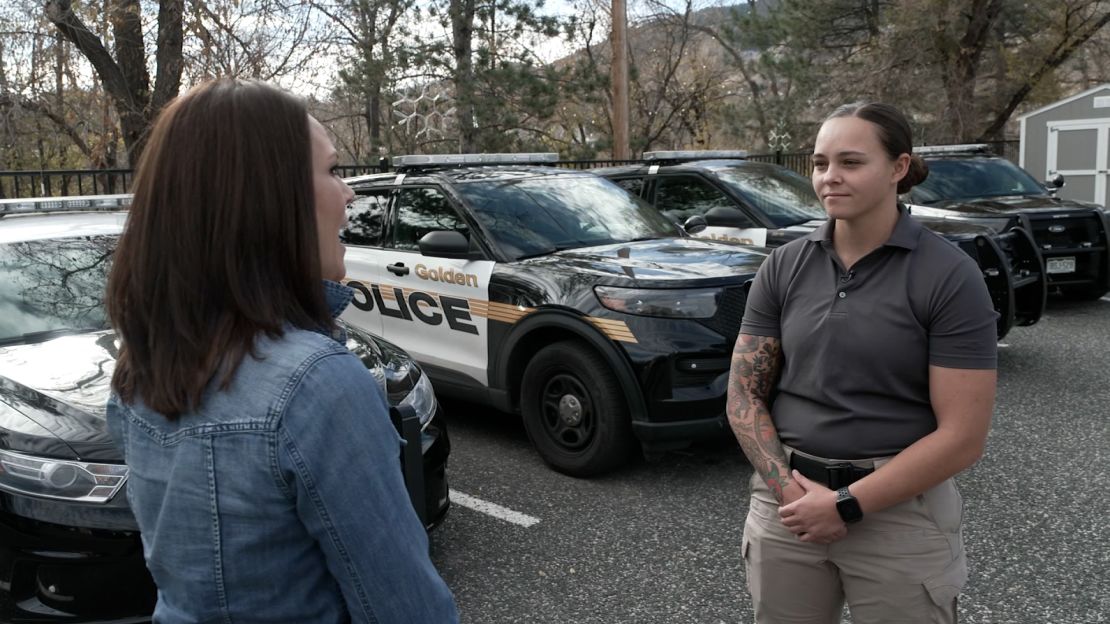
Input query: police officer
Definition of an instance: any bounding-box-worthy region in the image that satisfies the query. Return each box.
[727,102,997,624]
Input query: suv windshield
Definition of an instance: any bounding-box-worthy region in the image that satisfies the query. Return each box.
[0,236,113,344]
[453,173,678,260]
[714,166,826,226]
[911,157,1047,204]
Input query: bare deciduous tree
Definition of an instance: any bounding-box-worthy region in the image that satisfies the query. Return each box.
[44,0,183,163]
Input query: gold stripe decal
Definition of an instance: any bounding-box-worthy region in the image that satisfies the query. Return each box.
[588,318,638,343]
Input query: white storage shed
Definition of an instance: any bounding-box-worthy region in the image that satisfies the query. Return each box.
[1019,83,1110,208]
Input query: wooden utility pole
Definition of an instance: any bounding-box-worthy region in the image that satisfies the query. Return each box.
[611,0,630,159]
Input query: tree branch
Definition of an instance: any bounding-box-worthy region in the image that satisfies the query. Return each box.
[978,8,1110,140]
[151,0,184,113]
[0,94,92,160]
[43,0,129,107]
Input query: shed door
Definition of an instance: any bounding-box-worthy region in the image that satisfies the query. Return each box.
[1046,120,1109,208]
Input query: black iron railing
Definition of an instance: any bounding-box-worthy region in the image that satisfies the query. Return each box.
[0,169,133,199]
[1,142,1020,199]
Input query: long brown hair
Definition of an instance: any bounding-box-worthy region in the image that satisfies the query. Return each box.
[107,79,332,418]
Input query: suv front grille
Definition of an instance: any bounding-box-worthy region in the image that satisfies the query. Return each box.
[1026,212,1108,288]
[1028,213,1103,252]
[698,284,749,343]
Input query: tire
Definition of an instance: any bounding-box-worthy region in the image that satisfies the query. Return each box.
[519,341,635,477]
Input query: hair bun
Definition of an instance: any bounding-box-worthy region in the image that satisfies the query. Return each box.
[899,154,929,194]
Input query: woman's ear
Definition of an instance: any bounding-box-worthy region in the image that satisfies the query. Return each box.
[892,153,911,184]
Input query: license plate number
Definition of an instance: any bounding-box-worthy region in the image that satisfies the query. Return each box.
[1046,256,1076,274]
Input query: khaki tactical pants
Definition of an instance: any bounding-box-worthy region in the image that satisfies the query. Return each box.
[742,448,968,624]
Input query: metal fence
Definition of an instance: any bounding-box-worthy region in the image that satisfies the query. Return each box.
[0,169,133,199]
[0,142,1020,199]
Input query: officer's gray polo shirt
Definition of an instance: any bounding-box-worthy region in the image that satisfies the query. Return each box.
[740,206,998,459]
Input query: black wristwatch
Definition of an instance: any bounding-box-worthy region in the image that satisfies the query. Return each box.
[835,487,864,524]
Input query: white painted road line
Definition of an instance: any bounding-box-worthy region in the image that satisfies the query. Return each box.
[450,490,541,528]
[997,343,1010,348]
[1100,296,1110,303]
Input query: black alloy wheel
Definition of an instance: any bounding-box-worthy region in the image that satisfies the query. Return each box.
[520,340,634,477]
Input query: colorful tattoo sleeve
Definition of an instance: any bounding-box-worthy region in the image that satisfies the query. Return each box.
[726,333,790,503]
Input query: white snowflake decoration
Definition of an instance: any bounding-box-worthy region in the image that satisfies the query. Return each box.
[392,86,456,139]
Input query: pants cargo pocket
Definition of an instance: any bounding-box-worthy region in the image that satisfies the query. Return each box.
[741,510,766,608]
[923,554,967,624]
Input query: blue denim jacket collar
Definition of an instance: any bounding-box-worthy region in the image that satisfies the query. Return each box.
[321,280,354,343]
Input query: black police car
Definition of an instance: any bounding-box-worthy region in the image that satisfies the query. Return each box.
[595,152,1047,339]
[905,144,1110,300]
[0,196,449,622]
[340,154,767,476]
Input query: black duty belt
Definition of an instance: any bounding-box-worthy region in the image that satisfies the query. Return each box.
[789,452,874,490]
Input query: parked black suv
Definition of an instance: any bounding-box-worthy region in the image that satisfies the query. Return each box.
[340,154,768,476]
[905,144,1110,300]
[595,153,1047,339]
[0,196,450,622]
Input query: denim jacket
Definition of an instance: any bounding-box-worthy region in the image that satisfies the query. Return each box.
[107,281,458,623]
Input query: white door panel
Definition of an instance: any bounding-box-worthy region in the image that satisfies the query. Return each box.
[377,252,494,386]
[340,246,386,337]
[1047,121,1108,206]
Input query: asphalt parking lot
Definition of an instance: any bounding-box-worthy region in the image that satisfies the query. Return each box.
[429,297,1110,624]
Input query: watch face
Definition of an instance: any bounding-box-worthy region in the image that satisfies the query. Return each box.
[836,488,864,523]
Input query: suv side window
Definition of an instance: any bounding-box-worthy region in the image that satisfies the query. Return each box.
[393,187,469,251]
[343,190,389,246]
[612,177,644,197]
[654,175,755,227]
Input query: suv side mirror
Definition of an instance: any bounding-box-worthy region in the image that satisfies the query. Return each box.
[683,215,708,234]
[418,230,472,259]
[704,205,752,228]
[1046,173,1065,192]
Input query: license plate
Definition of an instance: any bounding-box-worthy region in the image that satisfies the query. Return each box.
[1046,256,1076,274]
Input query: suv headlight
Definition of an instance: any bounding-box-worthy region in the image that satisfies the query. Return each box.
[397,371,437,429]
[594,286,720,319]
[0,448,127,503]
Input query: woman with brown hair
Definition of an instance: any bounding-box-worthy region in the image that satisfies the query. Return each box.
[728,102,997,623]
[106,78,457,623]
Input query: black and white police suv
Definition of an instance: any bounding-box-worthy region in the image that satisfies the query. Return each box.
[904,143,1110,300]
[595,151,1048,339]
[340,153,767,476]
[0,195,449,622]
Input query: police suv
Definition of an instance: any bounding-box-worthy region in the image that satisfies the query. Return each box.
[905,143,1110,299]
[340,154,767,476]
[595,151,1048,339]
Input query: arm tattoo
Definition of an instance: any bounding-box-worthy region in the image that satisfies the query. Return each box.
[726,334,790,503]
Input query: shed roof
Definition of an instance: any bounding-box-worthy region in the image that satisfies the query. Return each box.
[1017,83,1110,120]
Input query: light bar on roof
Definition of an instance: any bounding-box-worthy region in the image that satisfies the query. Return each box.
[392,153,559,168]
[914,144,990,155]
[643,150,749,161]
[0,194,132,216]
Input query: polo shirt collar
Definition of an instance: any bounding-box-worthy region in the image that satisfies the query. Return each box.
[804,203,921,250]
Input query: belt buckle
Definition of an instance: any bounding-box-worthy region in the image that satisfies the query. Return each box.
[825,462,852,490]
